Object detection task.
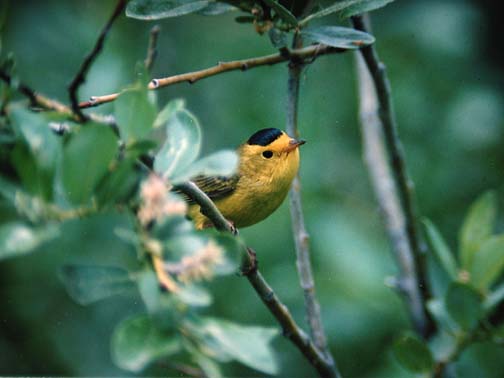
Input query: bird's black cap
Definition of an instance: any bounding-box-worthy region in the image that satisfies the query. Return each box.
[247,128,282,146]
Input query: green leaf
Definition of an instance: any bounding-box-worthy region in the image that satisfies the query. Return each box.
[172,149,238,183]
[115,84,157,142]
[485,281,504,310]
[268,27,288,49]
[0,222,59,260]
[445,282,483,331]
[427,299,458,333]
[112,314,182,372]
[459,191,497,268]
[95,158,138,206]
[469,235,504,290]
[393,332,434,373]
[301,26,375,49]
[9,106,60,171]
[300,0,395,25]
[126,0,210,20]
[154,109,202,179]
[423,219,458,279]
[198,1,236,15]
[154,98,186,129]
[339,0,395,19]
[59,265,136,305]
[176,284,213,307]
[198,317,279,374]
[61,124,118,204]
[262,0,298,26]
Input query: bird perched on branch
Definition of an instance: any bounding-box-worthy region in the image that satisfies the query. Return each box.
[180,128,305,229]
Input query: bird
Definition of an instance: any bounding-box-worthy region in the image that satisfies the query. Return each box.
[179,128,305,229]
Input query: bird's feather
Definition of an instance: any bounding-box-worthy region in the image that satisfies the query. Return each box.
[174,175,240,204]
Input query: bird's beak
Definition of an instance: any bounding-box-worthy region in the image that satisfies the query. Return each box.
[285,138,306,152]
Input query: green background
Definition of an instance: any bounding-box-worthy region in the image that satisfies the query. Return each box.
[1,0,503,376]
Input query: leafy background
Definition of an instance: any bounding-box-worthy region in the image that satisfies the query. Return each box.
[1,0,504,377]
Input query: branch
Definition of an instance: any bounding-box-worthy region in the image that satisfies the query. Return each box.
[0,69,116,127]
[79,44,345,108]
[286,34,339,375]
[352,14,434,338]
[68,0,126,121]
[243,251,337,378]
[175,181,237,235]
[144,25,161,73]
[179,180,336,378]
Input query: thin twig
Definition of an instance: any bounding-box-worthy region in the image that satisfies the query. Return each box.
[243,252,337,378]
[79,44,345,108]
[144,25,161,73]
[286,33,339,375]
[352,14,434,338]
[179,180,336,378]
[0,69,117,127]
[68,0,126,121]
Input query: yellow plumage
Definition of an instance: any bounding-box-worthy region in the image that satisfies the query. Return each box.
[185,128,305,229]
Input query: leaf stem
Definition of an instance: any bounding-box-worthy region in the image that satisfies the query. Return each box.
[352,14,434,338]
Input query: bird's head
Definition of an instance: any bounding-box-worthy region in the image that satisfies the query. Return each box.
[238,128,305,183]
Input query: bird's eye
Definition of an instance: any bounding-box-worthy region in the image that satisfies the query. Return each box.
[262,150,273,159]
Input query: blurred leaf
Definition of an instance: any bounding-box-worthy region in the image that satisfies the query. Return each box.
[427,299,458,333]
[445,282,483,331]
[262,0,298,26]
[125,139,158,157]
[9,106,60,171]
[154,109,201,179]
[164,234,207,261]
[198,1,236,15]
[95,158,138,206]
[154,98,186,129]
[137,269,177,329]
[126,0,210,20]
[176,284,213,307]
[0,175,17,203]
[0,222,59,260]
[61,124,118,204]
[459,191,497,269]
[192,348,223,378]
[115,84,157,142]
[198,317,279,374]
[59,264,136,305]
[301,26,375,49]
[393,332,434,373]
[339,0,395,19]
[112,314,182,372]
[485,282,504,311]
[11,144,53,199]
[300,0,395,25]
[268,27,288,49]
[173,149,238,183]
[423,219,458,279]
[469,235,504,290]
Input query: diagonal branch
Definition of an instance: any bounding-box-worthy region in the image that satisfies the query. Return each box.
[352,14,434,338]
[178,180,337,378]
[68,0,126,121]
[286,34,339,375]
[144,25,161,73]
[79,44,346,109]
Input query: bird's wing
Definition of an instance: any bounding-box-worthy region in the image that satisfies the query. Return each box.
[174,175,239,205]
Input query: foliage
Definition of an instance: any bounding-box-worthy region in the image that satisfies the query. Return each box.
[1,0,504,377]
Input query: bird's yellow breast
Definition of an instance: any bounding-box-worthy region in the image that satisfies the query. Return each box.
[189,145,300,229]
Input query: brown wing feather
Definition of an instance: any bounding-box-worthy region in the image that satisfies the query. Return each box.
[173,175,239,205]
